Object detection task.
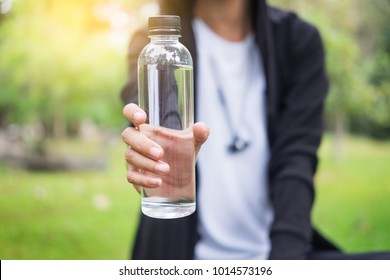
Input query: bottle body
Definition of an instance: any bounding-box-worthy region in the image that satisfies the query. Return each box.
[137,34,195,219]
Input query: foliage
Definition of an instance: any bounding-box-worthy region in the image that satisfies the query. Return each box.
[0,0,153,133]
[364,1,390,137]
[269,0,390,138]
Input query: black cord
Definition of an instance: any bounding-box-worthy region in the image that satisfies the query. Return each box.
[216,87,250,153]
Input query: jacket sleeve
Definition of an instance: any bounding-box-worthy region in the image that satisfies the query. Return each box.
[120,28,149,106]
[268,15,329,259]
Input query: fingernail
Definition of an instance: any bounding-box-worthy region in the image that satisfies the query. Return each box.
[150,177,162,186]
[134,112,143,122]
[150,147,162,159]
[155,163,169,173]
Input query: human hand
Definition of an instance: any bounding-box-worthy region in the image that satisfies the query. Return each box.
[122,103,209,194]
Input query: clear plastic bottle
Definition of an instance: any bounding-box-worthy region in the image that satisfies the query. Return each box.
[137,15,195,219]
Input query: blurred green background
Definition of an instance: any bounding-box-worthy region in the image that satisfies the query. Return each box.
[0,0,389,259]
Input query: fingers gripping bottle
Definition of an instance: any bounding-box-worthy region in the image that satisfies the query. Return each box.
[137,15,195,219]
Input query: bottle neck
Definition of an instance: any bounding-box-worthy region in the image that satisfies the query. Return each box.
[149,34,181,43]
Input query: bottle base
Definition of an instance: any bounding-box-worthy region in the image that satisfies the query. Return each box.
[142,199,195,219]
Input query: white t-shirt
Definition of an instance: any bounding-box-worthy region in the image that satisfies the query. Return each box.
[193,18,274,260]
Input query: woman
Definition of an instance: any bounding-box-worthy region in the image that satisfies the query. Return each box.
[121,0,389,260]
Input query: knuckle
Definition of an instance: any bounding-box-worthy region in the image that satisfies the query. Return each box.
[121,127,130,142]
[125,148,135,161]
[126,176,133,184]
[126,172,136,184]
[134,141,144,152]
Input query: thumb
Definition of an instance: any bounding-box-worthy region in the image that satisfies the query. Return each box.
[193,122,209,156]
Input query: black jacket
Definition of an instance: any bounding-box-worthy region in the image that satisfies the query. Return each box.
[121,1,332,259]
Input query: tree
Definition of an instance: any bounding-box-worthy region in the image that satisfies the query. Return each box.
[269,0,390,142]
[0,0,153,135]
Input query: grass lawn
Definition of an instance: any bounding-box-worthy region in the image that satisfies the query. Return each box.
[0,137,140,259]
[0,133,389,259]
[313,134,390,253]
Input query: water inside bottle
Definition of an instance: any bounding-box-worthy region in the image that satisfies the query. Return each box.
[139,64,193,130]
[138,64,195,219]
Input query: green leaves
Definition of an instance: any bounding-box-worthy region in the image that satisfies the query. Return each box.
[0,0,136,132]
[269,0,390,138]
